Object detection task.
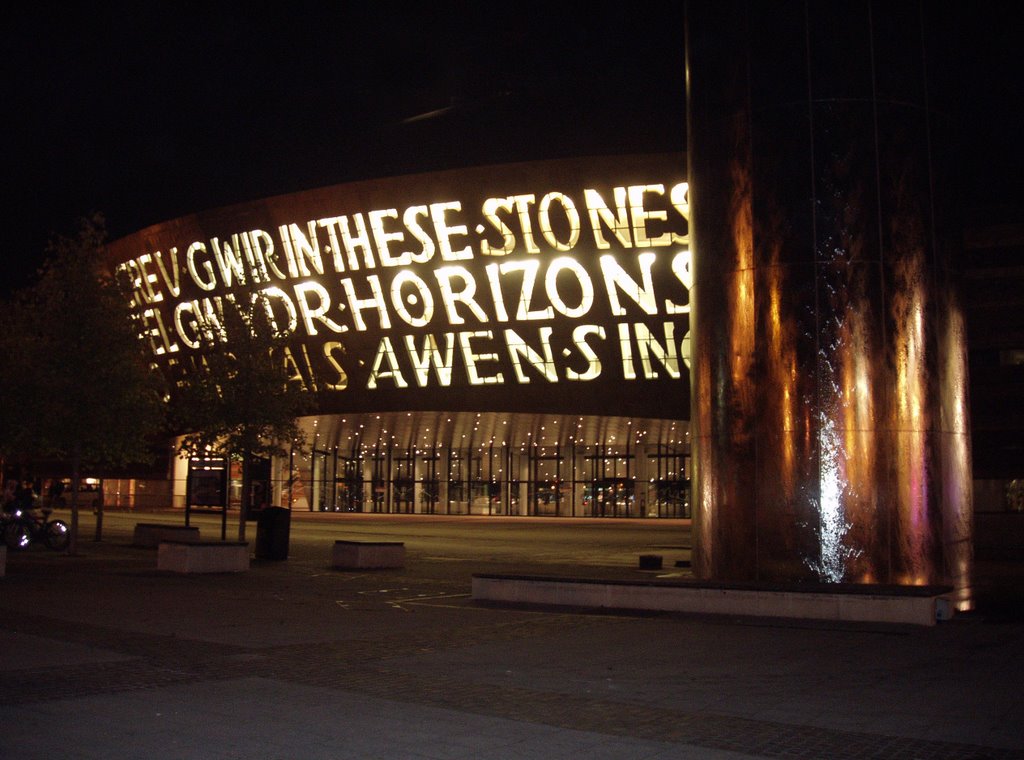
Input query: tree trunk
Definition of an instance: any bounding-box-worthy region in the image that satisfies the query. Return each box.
[68,444,81,555]
[93,481,105,541]
[238,451,250,543]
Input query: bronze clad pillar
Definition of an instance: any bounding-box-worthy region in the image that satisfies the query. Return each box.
[686,1,972,607]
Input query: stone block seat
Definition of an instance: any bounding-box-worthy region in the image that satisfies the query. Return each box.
[332,540,405,569]
[157,540,249,574]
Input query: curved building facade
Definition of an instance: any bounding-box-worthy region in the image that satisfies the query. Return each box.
[106,153,694,517]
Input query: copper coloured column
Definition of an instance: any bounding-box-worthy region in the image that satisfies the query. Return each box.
[686,1,972,606]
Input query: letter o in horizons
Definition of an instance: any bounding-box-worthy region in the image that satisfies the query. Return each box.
[391,270,435,327]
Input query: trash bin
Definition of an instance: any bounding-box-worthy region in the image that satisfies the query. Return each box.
[255,506,291,560]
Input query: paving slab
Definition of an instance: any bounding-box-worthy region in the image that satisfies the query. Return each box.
[1,510,1022,759]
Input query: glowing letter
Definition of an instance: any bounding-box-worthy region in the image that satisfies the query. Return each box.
[628,184,672,248]
[584,187,632,249]
[340,274,390,331]
[430,201,472,261]
[154,248,181,297]
[403,205,436,264]
[282,221,325,277]
[618,322,637,380]
[538,192,581,252]
[404,333,455,387]
[323,341,349,391]
[565,325,605,381]
[634,321,681,379]
[499,260,553,321]
[665,250,691,315]
[369,208,410,267]
[294,281,345,336]
[670,182,690,245]
[600,252,658,315]
[459,331,504,385]
[211,235,248,287]
[505,327,557,383]
[340,213,376,270]
[546,257,594,319]
[391,270,435,328]
[367,336,408,389]
[434,266,489,325]
[480,196,516,256]
[511,194,541,254]
[186,241,217,291]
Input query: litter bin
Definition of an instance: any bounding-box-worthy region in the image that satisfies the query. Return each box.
[255,506,291,560]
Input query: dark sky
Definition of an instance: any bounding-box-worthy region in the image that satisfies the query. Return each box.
[1,2,1020,294]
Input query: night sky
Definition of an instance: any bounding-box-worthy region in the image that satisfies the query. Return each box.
[2,2,1020,295]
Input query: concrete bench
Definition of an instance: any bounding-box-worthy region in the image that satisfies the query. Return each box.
[332,540,405,569]
[134,523,201,548]
[472,574,955,627]
[157,540,249,574]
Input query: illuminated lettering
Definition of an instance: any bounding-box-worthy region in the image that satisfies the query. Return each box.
[617,322,636,380]
[404,333,454,387]
[340,213,375,270]
[117,171,694,404]
[402,205,436,264]
[369,208,410,267]
[254,287,299,336]
[367,336,409,389]
[340,274,390,331]
[665,250,691,315]
[317,217,347,272]
[239,233,271,284]
[114,259,143,308]
[479,196,516,256]
[628,184,673,248]
[251,230,285,280]
[634,321,681,379]
[483,263,511,322]
[186,241,217,291]
[281,345,315,392]
[323,341,349,391]
[136,254,162,303]
[584,186,632,249]
[391,270,434,328]
[154,248,181,298]
[565,325,605,381]
[546,257,594,319]
[434,266,488,324]
[537,192,580,252]
[294,281,345,335]
[140,307,179,355]
[670,182,690,245]
[601,252,658,316]
[430,201,472,261]
[511,194,541,254]
[211,235,249,287]
[499,260,554,321]
[281,221,325,278]
[173,301,202,350]
[459,330,503,385]
[505,327,556,383]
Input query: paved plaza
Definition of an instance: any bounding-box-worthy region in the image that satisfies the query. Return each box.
[1,510,1022,759]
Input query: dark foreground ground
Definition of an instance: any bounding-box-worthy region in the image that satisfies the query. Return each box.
[1,509,1022,760]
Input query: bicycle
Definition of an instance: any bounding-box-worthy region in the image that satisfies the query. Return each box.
[3,507,70,551]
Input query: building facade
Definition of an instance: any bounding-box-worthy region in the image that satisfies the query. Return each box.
[106,153,695,519]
